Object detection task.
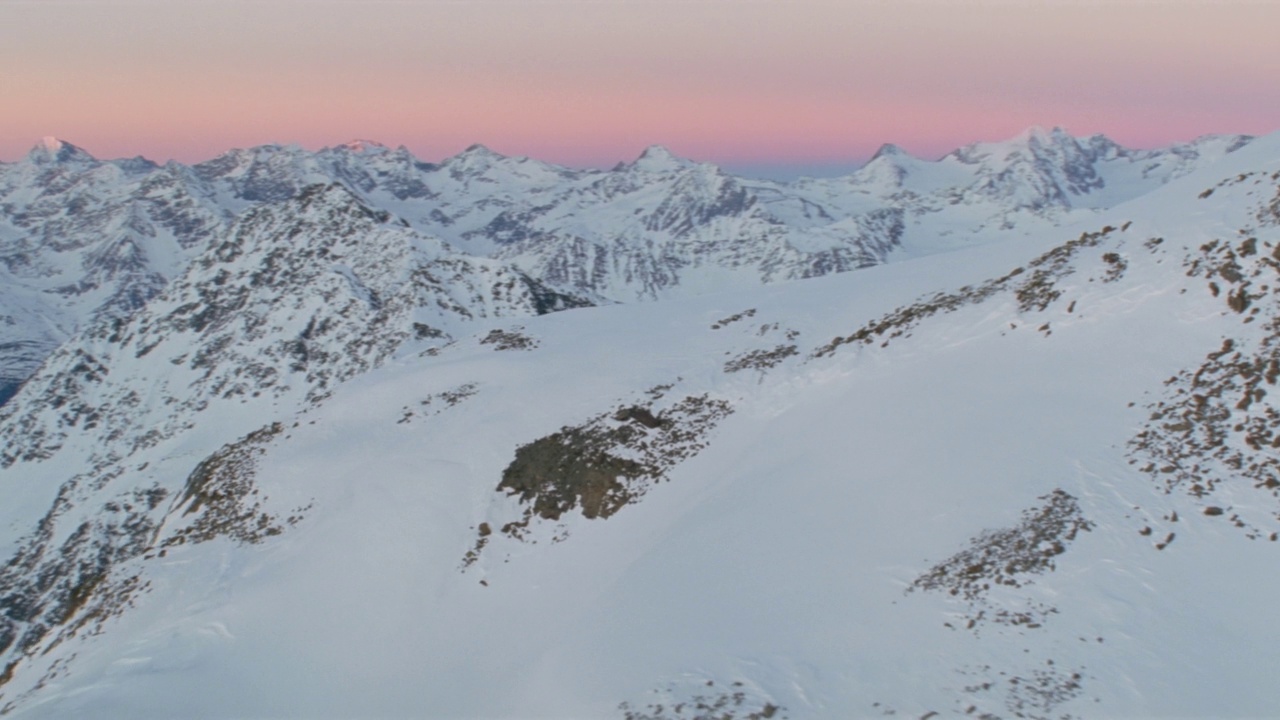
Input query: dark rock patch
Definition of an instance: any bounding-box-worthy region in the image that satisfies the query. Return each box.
[711,308,756,330]
[724,345,798,374]
[621,679,785,720]
[479,327,538,351]
[909,489,1092,631]
[498,393,733,522]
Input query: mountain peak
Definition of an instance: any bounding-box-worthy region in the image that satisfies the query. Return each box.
[948,126,1082,165]
[444,144,508,171]
[1017,125,1050,141]
[335,139,388,154]
[27,136,96,165]
[638,144,677,161]
[629,145,693,173]
[460,143,500,158]
[869,143,910,162]
[1013,125,1073,147]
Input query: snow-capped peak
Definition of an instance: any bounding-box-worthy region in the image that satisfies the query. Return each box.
[334,139,388,154]
[851,144,915,187]
[26,136,96,165]
[1014,125,1055,143]
[1008,125,1076,148]
[457,143,501,159]
[442,143,509,174]
[868,143,910,162]
[628,144,693,173]
[949,126,1078,163]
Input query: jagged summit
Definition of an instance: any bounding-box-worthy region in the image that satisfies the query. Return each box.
[456,143,502,159]
[26,136,96,165]
[191,143,309,175]
[1013,125,1069,143]
[628,144,694,173]
[333,139,388,154]
[440,143,510,174]
[637,144,679,162]
[951,125,1082,161]
[868,143,910,162]
[850,144,916,188]
[113,155,160,174]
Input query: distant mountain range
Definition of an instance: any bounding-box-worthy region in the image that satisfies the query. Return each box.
[0,129,1251,404]
[1,127,1277,718]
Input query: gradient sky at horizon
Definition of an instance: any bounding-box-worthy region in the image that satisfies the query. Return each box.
[2,0,1278,177]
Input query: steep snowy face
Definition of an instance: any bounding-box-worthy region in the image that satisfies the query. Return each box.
[191,144,332,205]
[403,146,583,253]
[315,141,438,201]
[0,144,232,401]
[947,126,1106,209]
[0,284,61,406]
[24,137,98,168]
[626,144,698,174]
[847,143,915,188]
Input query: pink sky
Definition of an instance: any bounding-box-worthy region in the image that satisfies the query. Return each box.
[2,1,1277,172]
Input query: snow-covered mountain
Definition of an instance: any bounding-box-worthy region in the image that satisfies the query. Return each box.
[0,130,1252,406]
[1,128,1279,717]
[0,138,223,402]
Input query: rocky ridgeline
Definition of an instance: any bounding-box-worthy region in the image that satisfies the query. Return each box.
[162,422,309,548]
[0,423,304,706]
[811,223,1128,360]
[0,138,901,397]
[723,344,799,373]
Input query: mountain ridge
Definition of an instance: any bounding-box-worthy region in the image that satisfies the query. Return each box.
[0,127,1278,717]
[0,129,1255,405]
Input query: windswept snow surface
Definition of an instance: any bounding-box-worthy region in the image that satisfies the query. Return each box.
[2,131,1280,718]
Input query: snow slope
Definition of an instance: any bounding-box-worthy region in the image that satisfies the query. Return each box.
[1,131,1279,717]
